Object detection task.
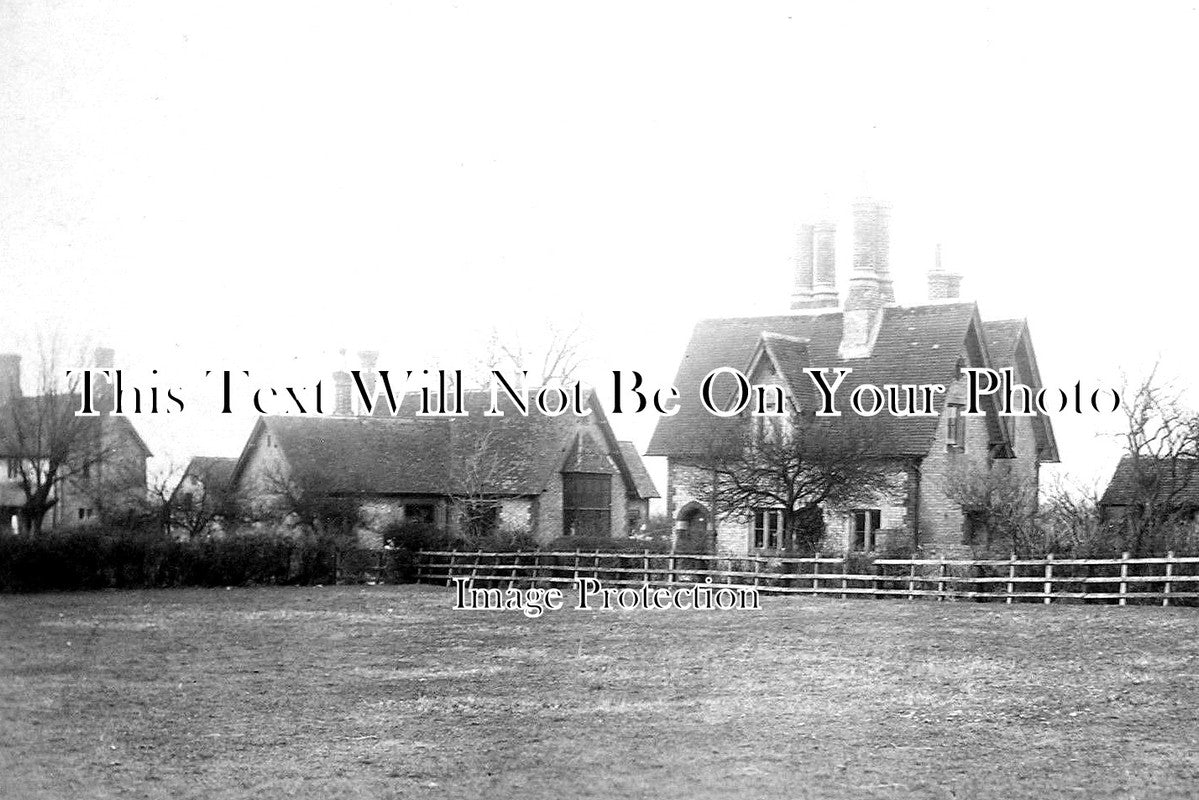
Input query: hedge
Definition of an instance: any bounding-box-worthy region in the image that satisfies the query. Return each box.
[0,527,395,593]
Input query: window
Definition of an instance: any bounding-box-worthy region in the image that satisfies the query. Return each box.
[563,472,611,537]
[752,509,784,550]
[851,509,883,552]
[946,403,965,450]
[6,459,18,479]
[404,503,436,525]
[962,509,989,547]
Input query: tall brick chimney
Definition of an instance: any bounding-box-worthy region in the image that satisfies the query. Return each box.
[839,197,891,359]
[332,370,352,415]
[844,197,892,311]
[927,244,963,300]
[356,350,379,415]
[810,221,839,308]
[789,223,816,310]
[0,354,21,401]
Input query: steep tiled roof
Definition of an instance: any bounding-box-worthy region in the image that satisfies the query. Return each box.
[181,456,238,489]
[263,415,452,495]
[982,318,1060,463]
[1100,456,1199,508]
[0,394,152,458]
[233,389,656,499]
[618,441,661,499]
[647,303,989,458]
[984,319,1026,366]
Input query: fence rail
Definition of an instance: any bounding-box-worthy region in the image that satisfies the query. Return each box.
[414,549,1199,606]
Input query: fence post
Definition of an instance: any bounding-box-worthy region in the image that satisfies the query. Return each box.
[1119,551,1130,606]
[470,549,482,590]
[812,555,819,595]
[644,550,651,585]
[668,553,677,586]
[1164,551,1175,607]
[446,550,458,587]
[841,555,848,600]
[1043,553,1054,605]
[508,552,520,591]
[938,556,947,602]
[908,560,917,601]
[1007,552,1016,605]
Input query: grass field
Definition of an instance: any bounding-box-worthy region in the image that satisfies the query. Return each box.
[2,585,1198,799]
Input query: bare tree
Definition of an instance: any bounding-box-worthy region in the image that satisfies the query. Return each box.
[944,464,1041,556]
[447,422,523,544]
[473,320,588,388]
[167,461,246,539]
[1,336,119,535]
[1107,365,1199,555]
[258,461,364,538]
[1040,474,1108,556]
[700,411,899,554]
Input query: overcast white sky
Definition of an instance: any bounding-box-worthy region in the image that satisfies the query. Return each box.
[2,1,1198,499]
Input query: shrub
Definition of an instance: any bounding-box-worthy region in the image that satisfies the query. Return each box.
[380,523,457,582]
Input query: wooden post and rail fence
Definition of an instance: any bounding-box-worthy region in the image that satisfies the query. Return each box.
[403,549,1199,607]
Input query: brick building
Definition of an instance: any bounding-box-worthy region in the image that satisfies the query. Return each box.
[647,198,1058,557]
[227,386,658,545]
[0,349,151,533]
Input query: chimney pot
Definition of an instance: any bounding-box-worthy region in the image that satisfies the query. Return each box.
[927,244,963,300]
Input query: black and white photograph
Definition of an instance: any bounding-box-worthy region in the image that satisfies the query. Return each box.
[2,3,1198,798]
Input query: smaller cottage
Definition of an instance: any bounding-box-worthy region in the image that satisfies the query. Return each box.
[226,388,658,545]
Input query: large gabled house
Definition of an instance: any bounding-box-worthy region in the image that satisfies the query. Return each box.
[647,198,1058,557]
[226,388,658,545]
[0,350,151,533]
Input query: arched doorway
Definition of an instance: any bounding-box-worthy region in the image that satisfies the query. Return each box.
[674,501,711,553]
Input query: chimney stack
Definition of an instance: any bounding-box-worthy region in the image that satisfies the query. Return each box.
[927,245,963,300]
[333,370,352,415]
[844,197,892,312]
[789,224,816,310]
[810,221,839,308]
[356,350,379,415]
[0,354,21,402]
[93,347,115,413]
[838,197,892,359]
